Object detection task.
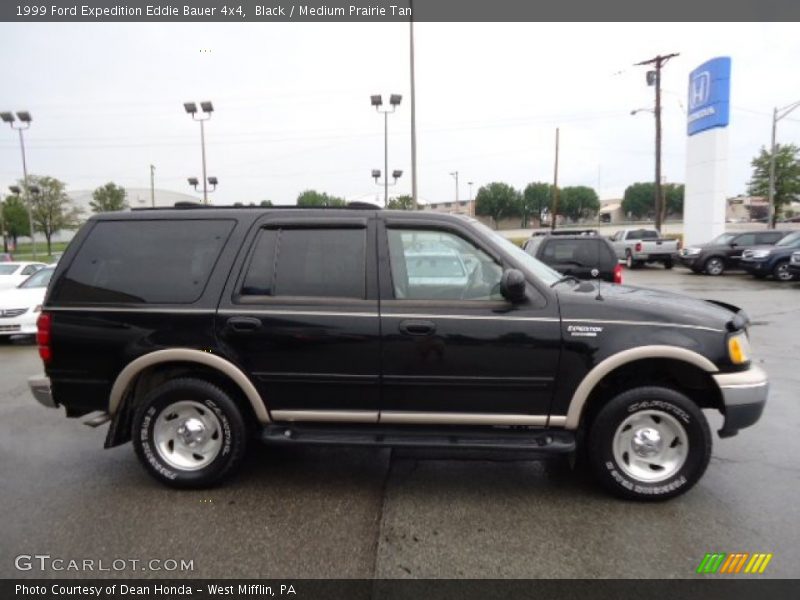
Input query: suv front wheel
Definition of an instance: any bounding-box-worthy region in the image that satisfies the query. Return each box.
[132,378,248,488]
[587,386,711,501]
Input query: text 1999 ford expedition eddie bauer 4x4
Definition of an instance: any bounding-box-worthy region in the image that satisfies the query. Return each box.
[28,205,768,500]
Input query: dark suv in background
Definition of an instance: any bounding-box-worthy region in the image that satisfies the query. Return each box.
[740,231,800,281]
[523,234,621,283]
[677,230,790,275]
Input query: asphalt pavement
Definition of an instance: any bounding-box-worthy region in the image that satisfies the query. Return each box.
[1,268,798,579]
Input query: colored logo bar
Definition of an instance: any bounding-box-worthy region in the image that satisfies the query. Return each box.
[697,553,773,574]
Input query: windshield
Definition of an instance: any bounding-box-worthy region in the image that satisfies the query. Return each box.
[709,233,736,246]
[470,221,562,286]
[0,265,18,275]
[776,232,800,247]
[19,267,54,289]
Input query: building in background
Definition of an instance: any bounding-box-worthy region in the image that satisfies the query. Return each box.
[421,199,476,217]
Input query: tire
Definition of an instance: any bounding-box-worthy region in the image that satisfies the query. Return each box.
[132,378,248,488]
[587,386,712,501]
[703,256,725,276]
[625,250,639,269]
[663,258,674,270]
[772,260,795,282]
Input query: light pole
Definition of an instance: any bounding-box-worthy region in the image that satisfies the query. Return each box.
[150,164,156,207]
[372,169,403,203]
[1,111,36,259]
[450,171,459,203]
[371,94,402,206]
[0,195,6,253]
[188,176,218,198]
[767,99,800,228]
[183,101,214,204]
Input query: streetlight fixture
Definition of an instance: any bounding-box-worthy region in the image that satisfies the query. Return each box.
[371,93,402,206]
[371,169,403,196]
[450,171,459,203]
[184,100,214,204]
[767,99,800,228]
[188,177,218,195]
[2,110,37,259]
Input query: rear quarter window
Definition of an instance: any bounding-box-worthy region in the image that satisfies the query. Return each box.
[52,219,234,304]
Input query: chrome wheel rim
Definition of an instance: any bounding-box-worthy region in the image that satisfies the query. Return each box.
[612,410,689,483]
[706,258,723,275]
[775,263,793,281]
[153,400,223,471]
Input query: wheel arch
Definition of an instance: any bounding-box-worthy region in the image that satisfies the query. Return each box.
[563,346,719,430]
[109,349,269,424]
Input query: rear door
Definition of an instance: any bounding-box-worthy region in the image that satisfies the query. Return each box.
[728,232,757,266]
[377,218,560,423]
[216,214,381,422]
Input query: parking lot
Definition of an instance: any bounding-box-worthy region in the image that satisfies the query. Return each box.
[1,267,798,579]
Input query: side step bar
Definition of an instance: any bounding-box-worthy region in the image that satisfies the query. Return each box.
[261,424,576,453]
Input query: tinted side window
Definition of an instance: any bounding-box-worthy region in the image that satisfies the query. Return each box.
[53,220,234,304]
[242,228,366,299]
[542,239,599,267]
[757,232,783,245]
[734,233,756,246]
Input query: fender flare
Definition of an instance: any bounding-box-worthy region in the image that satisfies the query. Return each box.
[109,348,270,423]
[562,345,718,430]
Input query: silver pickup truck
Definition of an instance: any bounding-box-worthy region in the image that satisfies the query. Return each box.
[611,228,679,269]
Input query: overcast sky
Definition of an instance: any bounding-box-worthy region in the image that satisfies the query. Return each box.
[1,22,799,206]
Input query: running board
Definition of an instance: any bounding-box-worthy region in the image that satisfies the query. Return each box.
[83,412,111,428]
[260,424,576,453]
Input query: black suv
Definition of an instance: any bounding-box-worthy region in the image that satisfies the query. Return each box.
[29,206,768,501]
[523,234,621,283]
[678,230,790,275]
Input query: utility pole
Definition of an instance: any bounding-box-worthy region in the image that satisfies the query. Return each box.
[767,99,800,228]
[450,171,459,203]
[0,195,6,253]
[551,127,560,231]
[150,164,155,207]
[635,52,679,232]
[409,2,418,208]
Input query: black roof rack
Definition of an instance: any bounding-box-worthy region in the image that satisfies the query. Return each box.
[132,202,382,211]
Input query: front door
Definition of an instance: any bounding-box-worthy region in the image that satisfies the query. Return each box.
[216,215,381,421]
[377,219,561,424]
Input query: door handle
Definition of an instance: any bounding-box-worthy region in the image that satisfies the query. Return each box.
[398,319,436,336]
[226,316,262,333]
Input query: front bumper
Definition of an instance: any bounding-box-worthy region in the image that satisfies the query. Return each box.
[677,254,701,269]
[740,260,769,275]
[712,364,769,437]
[0,313,37,336]
[28,374,57,408]
[788,263,800,276]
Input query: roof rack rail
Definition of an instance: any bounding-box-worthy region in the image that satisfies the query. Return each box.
[131,202,383,211]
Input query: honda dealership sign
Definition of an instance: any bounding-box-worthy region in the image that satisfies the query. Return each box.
[683,57,731,247]
[687,57,731,136]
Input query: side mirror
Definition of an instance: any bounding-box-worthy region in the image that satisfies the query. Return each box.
[500,268,526,303]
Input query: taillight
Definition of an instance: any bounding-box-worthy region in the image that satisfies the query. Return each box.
[36,312,52,364]
[613,263,623,284]
[635,242,642,252]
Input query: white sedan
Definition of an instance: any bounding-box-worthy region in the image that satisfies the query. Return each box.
[0,262,47,291]
[0,266,54,337]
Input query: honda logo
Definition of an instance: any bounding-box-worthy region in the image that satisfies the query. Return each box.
[689,71,711,110]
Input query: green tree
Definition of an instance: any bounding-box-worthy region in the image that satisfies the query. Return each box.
[558,186,600,222]
[665,183,684,217]
[296,189,347,207]
[260,200,273,207]
[26,175,83,255]
[748,144,800,227]
[475,182,521,228]
[387,194,418,210]
[90,182,127,213]
[521,182,553,228]
[1,194,31,248]
[622,182,656,219]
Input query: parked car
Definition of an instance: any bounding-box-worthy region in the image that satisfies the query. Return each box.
[0,262,47,291]
[610,228,678,269]
[740,231,800,281]
[523,234,622,283]
[678,230,790,276]
[0,266,55,338]
[29,205,767,501]
[789,251,800,279]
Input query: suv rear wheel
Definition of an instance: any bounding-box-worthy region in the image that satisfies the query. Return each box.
[132,378,248,488]
[587,386,711,501]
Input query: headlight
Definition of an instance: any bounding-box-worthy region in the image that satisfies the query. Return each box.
[683,247,701,256]
[751,249,770,259]
[728,331,751,365]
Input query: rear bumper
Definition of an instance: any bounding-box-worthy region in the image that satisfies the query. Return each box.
[28,374,57,408]
[712,365,769,436]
